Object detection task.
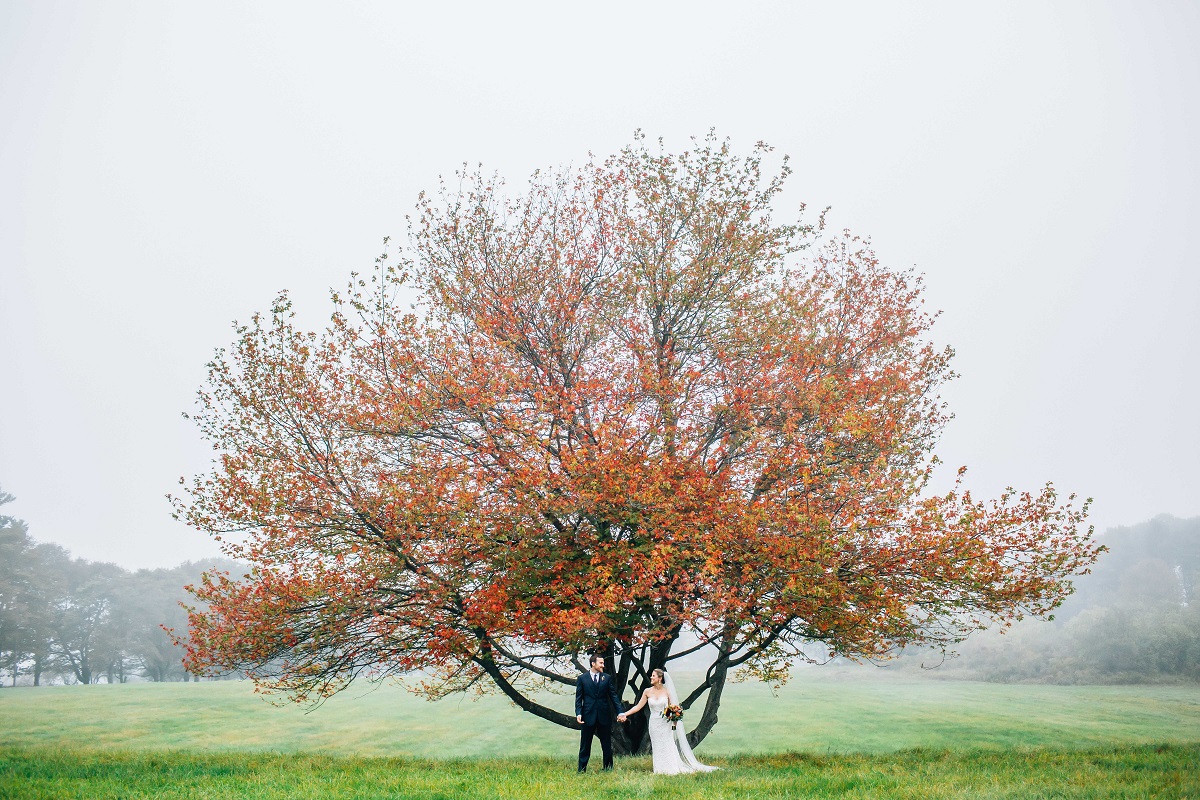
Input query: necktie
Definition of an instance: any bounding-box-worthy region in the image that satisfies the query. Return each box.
[593,673,598,682]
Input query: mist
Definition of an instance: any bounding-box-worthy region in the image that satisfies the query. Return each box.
[2,2,1198,570]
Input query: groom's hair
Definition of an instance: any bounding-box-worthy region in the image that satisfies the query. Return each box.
[589,653,603,666]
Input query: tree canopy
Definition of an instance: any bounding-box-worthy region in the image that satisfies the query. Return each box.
[176,134,1100,751]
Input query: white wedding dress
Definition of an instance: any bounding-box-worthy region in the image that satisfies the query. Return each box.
[645,678,719,775]
[647,695,692,774]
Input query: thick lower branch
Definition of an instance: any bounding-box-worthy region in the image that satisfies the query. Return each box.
[486,638,576,686]
[687,655,729,748]
[471,641,580,729]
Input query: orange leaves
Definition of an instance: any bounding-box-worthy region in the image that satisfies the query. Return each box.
[180,134,1099,709]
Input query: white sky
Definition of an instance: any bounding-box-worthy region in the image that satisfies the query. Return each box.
[1,1,1197,570]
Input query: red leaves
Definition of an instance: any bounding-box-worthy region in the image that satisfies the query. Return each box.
[179,134,1099,705]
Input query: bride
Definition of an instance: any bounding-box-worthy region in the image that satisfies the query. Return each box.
[620,668,719,774]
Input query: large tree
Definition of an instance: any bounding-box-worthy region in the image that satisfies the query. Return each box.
[0,490,59,687]
[177,134,1100,753]
[48,557,124,685]
[0,488,33,685]
[125,563,213,683]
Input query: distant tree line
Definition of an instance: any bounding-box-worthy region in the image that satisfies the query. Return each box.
[906,515,1200,683]
[0,487,239,686]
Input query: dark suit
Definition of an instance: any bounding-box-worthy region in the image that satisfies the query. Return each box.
[575,670,623,771]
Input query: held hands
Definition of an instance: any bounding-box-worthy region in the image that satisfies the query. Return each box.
[617,713,627,723]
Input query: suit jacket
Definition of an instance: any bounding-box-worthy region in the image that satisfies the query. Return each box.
[575,670,623,727]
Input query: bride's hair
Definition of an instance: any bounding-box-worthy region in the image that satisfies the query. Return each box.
[651,668,665,683]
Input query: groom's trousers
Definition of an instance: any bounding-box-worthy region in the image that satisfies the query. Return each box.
[578,722,613,771]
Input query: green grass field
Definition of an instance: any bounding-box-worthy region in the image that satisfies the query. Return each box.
[2,671,1198,798]
[3,745,1197,799]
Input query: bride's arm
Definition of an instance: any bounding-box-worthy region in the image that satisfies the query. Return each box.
[624,688,650,715]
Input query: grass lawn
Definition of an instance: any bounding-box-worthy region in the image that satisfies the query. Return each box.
[1,671,1198,797]
[1,670,1198,758]
[2,745,1197,799]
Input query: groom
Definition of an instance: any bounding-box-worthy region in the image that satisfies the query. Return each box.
[575,654,625,772]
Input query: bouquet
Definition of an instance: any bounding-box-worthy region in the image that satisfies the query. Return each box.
[662,704,684,730]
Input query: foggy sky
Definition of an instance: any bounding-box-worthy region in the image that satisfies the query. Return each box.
[2,1,1197,569]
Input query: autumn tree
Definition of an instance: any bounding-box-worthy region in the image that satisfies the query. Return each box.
[176,134,1100,753]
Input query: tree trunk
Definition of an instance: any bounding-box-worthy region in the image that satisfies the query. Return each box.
[686,657,729,748]
[610,711,648,756]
